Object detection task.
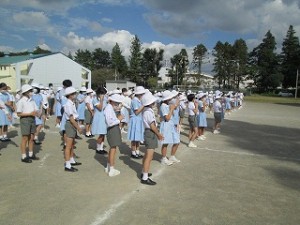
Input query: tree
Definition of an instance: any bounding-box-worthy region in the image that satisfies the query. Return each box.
[249,31,283,92]
[32,46,51,54]
[232,39,248,89]
[128,35,143,83]
[0,51,5,57]
[91,68,115,89]
[67,52,73,60]
[111,43,128,79]
[170,49,189,86]
[92,48,111,69]
[74,49,93,70]
[280,25,300,88]
[192,44,207,84]
[142,48,164,80]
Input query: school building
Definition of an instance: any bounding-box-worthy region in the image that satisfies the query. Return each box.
[0,52,91,91]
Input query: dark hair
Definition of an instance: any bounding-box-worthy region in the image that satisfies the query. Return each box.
[62,80,72,88]
[96,87,107,95]
[122,88,127,93]
[0,82,7,89]
[187,94,195,102]
[49,83,53,87]
[35,87,41,94]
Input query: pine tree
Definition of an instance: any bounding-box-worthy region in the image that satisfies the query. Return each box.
[281,25,300,88]
[192,44,207,84]
[128,35,143,83]
[111,43,128,79]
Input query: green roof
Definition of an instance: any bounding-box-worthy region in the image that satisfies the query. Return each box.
[0,54,51,65]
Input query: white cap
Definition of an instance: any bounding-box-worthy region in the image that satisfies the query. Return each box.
[31,83,40,88]
[141,93,157,106]
[161,90,174,101]
[112,89,122,95]
[64,87,77,96]
[198,93,205,99]
[135,86,146,95]
[109,94,124,103]
[80,87,87,92]
[86,88,93,94]
[21,84,33,94]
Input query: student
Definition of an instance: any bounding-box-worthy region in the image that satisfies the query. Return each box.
[159,90,177,166]
[178,93,186,132]
[76,87,86,127]
[91,87,108,154]
[55,87,63,128]
[48,83,55,116]
[120,88,131,134]
[63,87,82,172]
[225,94,232,115]
[187,93,198,148]
[128,86,146,159]
[104,94,124,177]
[0,83,12,142]
[197,93,207,140]
[16,84,39,163]
[31,83,43,145]
[84,88,94,137]
[213,95,223,134]
[140,93,163,185]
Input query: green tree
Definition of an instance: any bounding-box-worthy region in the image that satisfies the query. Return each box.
[232,39,248,89]
[67,52,73,60]
[170,49,189,86]
[249,31,283,92]
[74,49,93,69]
[128,35,143,84]
[142,48,164,80]
[280,25,300,88]
[0,51,5,57]
[192,44,207,83]
[111,43,128,79]
[92,48,111,69]
[32,46,51,54]
[91,68,115,89]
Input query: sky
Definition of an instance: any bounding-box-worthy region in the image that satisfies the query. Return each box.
[1,0,300,73]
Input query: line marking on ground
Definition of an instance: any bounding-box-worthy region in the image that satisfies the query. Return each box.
[90,165,166,225]
[38,153,50,168]
[198,147,300,161]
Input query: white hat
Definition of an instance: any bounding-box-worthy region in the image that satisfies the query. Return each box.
[86,88,93,94]
[171,90,179,98]
[112,89,122,95]
[109,94,124,103]
[45,87,49,90]
[209,91,213,94]
[215,95,222,99]
[80,87,87,92]
[198,93,206,99]
[39,85,45,90]
[135,86,146,95]
[21,84,33,94]
[162,90,174,101]
[179,95,186,101]
[64,87,77,96]
[141,93,157,106]
[31,83,40,88]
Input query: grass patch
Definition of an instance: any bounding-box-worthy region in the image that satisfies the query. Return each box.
[245,94,300,104]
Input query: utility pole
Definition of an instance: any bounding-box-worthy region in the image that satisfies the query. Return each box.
[295,69,299,99]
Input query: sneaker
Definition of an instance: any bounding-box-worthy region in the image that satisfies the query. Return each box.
[108,168,120,177]
[96,150,108,155]
[55,124,60,128]
[213,130,220,134]
[21,157,32,163]
[188,142,197,148]
[141,178,156,185]
[33,139,42,145]
[161,158,173,166]
[169,156,181,163]
[104,167,109,173]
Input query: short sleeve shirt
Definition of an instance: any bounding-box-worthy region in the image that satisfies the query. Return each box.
[143,107,157,129]
[64,99,79,120]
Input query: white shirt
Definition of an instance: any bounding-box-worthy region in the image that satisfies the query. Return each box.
[104,103,120,127]
[188,101,196,116]
[143,107,157,129]
[85,95,94,110]
[64,99,79,120]
[41,92,49,109]
[16,96,38,114]
[213,100,222,113]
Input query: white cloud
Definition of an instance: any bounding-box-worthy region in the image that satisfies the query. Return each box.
[0,45,15,52]
[12,11,49,31]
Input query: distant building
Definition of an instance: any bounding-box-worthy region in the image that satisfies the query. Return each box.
[0,52,91,91]
[184,71,216,89]
[105,80,136,91]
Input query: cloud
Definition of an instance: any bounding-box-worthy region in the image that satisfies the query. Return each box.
[0,45,15,52]
[12,11,49,31]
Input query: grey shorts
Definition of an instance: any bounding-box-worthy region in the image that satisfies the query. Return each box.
[179,108,185,118]
[144,129,158,149]
[65,121,77,138]
[188,115,197,129]
[107,125,122,147]
[20,117,36,136]
[214,112,222,123]
[84,110,93,124]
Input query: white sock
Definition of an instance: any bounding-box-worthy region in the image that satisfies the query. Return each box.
[34,136,38,140]
[131,151,136,155]
[29,151,33,157]
[106,163,110,170]
[97,143,101,150]
[100,142,104,150]
[162,156,167,160]
[3,134,7,138]
[21,154,26,159]
[110,166,114,171]
[135,150,140,155]
[70,157,76,163]
[65,161,71,169]
[0,135,3,139]
[142,172,148,180]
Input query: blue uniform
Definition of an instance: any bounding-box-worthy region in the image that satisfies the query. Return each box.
[0,92,10,126]
[76,93,86,120]
[55,92,62,117]
[197,100,207,127]
[32,94,43,125]
[91,97,107,135]
[127,97,144,141]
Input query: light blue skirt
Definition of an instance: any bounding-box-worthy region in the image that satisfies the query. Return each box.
[121,107,129,123]
[60,114,66,131]
[225,102,231,110]
[91,111,107,135]
[77,103,85,120]
[159,121,180,144]
[0,110,9,126]
[197,112,207,127]
[127,116,144,141]
[35,113,43,126]
[55,102,62,117]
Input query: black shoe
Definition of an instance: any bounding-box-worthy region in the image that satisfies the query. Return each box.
[71,162,82,166]
[131,154,142,159]
[96,150,108,155]
[1,138,10,142]
[21,157,32,163]
[29,155,40,160]
[75,135,82,140]
[64,167,78,172]
[137,154,143,159]
[141,178,156,185]
[33,140,41,145]
[140,173,152,179]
